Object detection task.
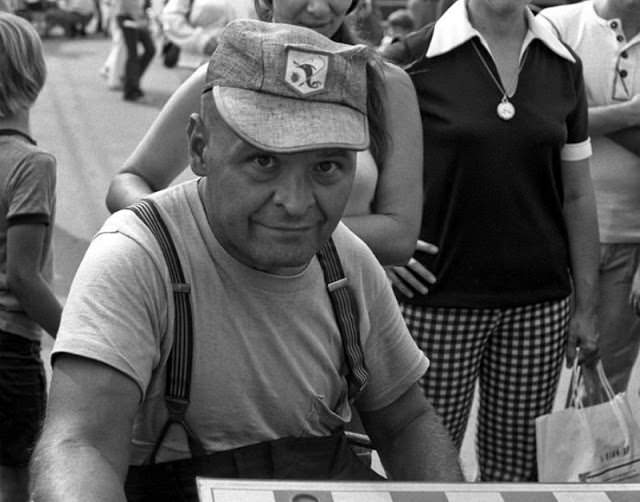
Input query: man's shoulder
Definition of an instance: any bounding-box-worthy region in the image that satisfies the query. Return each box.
[101,181,196,244]
[332,223,373,258]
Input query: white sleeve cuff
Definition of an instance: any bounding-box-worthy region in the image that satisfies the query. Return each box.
[561,138,592,161]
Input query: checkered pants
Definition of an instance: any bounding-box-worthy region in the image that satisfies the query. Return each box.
[401,297,570,481]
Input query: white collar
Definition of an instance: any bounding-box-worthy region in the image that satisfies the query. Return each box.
[427,0,575,63]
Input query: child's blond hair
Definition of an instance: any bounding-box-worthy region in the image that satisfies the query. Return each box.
[0,12,46,118]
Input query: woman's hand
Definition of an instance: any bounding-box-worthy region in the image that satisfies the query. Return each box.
[565,310,599,368]
[386,240,438,298]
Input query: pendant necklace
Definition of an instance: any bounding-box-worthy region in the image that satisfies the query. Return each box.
[471,40,528,121]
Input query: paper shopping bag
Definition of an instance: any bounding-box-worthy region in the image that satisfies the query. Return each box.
[626,351,640,426]
[536,360,640,482]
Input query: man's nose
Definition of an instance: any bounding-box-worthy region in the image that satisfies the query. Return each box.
[272,171,315,216]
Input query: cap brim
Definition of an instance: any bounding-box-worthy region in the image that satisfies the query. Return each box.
[213,87,369,153]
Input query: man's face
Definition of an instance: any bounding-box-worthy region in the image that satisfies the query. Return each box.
[190,105,357,275]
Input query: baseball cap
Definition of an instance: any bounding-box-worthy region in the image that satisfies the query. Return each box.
[203,19,370,153]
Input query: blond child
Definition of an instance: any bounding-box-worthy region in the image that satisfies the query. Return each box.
[0,12,61,502]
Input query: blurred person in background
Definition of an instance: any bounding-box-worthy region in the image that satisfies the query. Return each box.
[346,0,383,45]
[43,0,95,37]
[539,0,640,395]
[99,0,127,90]
[378,8,415,52]
[115,0,155,101]
[160,0,255,70]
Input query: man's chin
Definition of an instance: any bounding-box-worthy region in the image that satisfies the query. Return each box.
[252,247,316,276]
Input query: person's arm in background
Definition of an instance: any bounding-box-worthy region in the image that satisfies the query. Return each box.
[593,99,640,310]
[30,356,140,502]
[360,383,463,481]
[562,157,600,366]
[537,12,640,157]
[589,94,640,157]
[342,63,423,265]
[7,223,61,337]
[105,64,206,212]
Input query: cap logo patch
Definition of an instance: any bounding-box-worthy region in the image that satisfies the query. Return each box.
[284,48,329,96]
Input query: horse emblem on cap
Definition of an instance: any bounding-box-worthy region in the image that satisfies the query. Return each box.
[284,48,329,96]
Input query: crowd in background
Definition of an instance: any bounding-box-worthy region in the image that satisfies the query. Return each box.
[0,0,583,101]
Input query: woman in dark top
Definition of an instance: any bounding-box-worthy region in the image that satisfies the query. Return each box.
[385,0,599,482]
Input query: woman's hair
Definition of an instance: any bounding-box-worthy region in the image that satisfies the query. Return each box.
[363,50,388,170]
[252,0,388,168]
[0,12,46,118]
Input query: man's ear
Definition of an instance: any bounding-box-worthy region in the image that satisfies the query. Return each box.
[188,113,209,176]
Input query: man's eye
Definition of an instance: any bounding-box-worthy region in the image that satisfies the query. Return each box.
[253,155,278,170]
[314,161,340,176]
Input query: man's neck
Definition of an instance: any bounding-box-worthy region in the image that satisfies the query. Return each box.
[594,0,640,38]
[0,111,31,137]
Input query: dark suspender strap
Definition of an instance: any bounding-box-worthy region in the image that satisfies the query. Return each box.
[127,199,206,462]
[316,238,368,401]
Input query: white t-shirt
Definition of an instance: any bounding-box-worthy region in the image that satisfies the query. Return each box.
[539,1,640,243]
[53,179,428,464]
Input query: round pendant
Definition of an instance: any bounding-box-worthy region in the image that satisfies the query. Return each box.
[497,100,516,121]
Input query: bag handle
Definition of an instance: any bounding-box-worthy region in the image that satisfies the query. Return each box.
[567,355,632,450]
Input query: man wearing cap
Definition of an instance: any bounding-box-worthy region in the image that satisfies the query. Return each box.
[31,19,462,502]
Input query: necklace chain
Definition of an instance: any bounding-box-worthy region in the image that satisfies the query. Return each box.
[471,40,528,99]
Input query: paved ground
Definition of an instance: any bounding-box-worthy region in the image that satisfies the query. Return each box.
[33,32,571,482]
[33,33,192,301]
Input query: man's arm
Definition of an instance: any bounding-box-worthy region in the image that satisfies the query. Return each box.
[589,95,640,155]
[30,355,140,502]
[359,383,463,481]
